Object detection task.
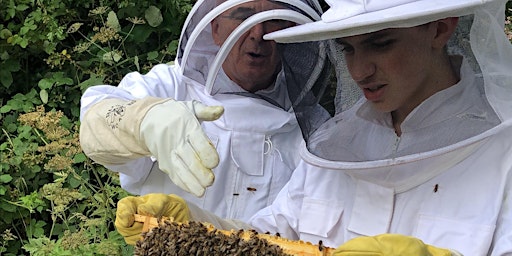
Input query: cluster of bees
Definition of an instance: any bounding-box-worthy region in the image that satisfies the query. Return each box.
[134,220,292,256]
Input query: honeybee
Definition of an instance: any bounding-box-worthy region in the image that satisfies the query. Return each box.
[318,240,324,251]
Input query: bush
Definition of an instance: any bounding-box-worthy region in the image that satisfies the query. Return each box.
[0,0,192,255]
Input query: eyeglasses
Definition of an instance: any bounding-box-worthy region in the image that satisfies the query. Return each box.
[218,12,293,30]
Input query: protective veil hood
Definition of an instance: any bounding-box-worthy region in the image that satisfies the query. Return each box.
[277,0,512,172]
[174,0,328,112]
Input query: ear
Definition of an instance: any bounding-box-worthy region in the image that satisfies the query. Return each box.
[431,17,459,49]
[211,19,222,46]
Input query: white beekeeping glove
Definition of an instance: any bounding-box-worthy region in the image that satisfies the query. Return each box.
[140,99,224,196]
[80,97,224,197]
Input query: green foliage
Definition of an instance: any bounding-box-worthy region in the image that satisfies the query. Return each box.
[506,1,512,42]
[0,0,192,255]
[0,105,133,255]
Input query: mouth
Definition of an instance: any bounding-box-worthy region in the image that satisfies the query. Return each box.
[364,84,386,92]
[247,52,266,58]
[362,83,387,101]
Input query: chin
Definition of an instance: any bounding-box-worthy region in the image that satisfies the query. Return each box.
[370,102,393,113]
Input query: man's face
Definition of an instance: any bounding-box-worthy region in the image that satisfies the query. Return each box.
[211,0,294,92]
[337,23,453,119]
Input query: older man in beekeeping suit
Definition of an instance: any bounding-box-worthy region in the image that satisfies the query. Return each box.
[79,0,333,245]
[126,0,512,254]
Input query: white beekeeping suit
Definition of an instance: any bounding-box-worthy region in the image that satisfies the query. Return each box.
[247,0,512,255]
[79,0,330,222]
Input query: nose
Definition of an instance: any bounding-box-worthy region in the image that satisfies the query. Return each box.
[248,23,266,41]
[348,54,376,83]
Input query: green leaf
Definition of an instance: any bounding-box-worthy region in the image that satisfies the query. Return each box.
[20,192,46,213]
[60,77,74,85]
[40,89,48,104]
[20,39,29,48]
[4,58,20,72]
[7,9,15,20]
[168,39,179,53]
[130,25,153,43]
[51,72,74,86]
[0,29,12,39]
[38,78,54,90]
[145,6,163,27]
[20,20,37,35]
[0,201,16,212]
[134,55,140,71]
[0,51,9,60]
[103,51,122,65]
[68,176,81,188]
[78,74,105,91]
[146,51,158,61]
[107,11,121,31]
[0,104,12,113]
[73,153,87,163]
[0,69,13,88]
[6,122,17,132]
[26,220,48,239]
[16,4,30,11]
[0,174,13,183]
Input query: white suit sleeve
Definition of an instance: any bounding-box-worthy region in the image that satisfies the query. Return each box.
[80,64,183,120]
[489,168,512,255]
[248,160,309,240]
[187,202,253,231]
[79,64,184,191]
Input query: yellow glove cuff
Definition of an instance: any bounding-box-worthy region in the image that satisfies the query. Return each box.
[115,194,191,245]
[333,234,453,256]
[137,194,190,222]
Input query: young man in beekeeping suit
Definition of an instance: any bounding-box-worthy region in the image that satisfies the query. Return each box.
[245,0,512,255]
[127,0,512,254]
[79,0,332,244]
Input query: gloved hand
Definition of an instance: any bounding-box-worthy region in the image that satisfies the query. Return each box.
[115,193,190,245]
[80,97,223,197]
[333,234,461,256]
[140,99,224,197]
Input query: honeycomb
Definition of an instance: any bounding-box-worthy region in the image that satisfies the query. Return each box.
[133,214,333,256]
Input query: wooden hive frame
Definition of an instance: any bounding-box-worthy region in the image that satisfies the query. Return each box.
[133,214,334,256]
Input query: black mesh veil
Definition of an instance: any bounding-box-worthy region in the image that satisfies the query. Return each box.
[277,40,333,141]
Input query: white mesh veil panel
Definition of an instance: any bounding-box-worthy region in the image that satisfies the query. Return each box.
[328,14,480,116]
[328,39,362,114]
[472,0,512,121]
